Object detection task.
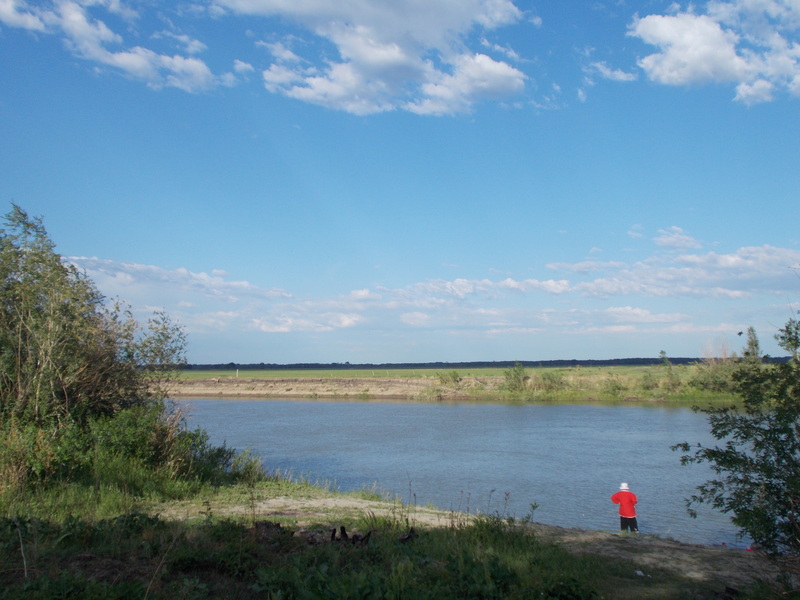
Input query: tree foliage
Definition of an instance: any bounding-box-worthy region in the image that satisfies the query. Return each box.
[0,205,186,426]
[0,205,239,495]
[674,320,800,554]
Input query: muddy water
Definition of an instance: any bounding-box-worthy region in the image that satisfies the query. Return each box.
[179,399,744,547]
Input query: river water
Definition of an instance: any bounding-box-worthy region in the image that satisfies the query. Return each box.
[178,398,744,547]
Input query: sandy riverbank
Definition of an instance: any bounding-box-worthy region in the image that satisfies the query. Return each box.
[168,376,496,400]
[157,491,795,598]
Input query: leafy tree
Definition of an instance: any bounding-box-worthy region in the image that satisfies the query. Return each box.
[741,326,763,364]
[673,318,800,554]
[0,205,185,425]
[658,350,681,391]
[0,205,198,490]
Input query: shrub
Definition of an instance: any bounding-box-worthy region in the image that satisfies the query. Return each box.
[674,318,800,555]
[502,362,529,393]
[0,206,253,501]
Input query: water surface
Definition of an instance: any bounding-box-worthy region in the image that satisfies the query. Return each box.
[179,398,743,547]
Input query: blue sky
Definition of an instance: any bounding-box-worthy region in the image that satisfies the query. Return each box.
[2,0,800,364]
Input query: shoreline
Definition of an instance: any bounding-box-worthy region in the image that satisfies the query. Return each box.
[156,489,795,594]
[168,376,487,400]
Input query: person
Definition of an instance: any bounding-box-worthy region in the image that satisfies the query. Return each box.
[611,482,639,533]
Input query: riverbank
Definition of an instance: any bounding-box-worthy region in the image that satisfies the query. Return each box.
[169,376,442,399]
[153,484,795,599]
[167,374,687,402]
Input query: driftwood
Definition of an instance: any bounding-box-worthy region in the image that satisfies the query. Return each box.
[330,525,372,546]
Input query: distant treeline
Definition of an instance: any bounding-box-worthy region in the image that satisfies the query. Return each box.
[181,357,761,371]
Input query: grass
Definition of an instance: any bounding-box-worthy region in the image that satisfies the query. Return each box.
[177,364,739,407]
[1,475,793,600]
[178,368,451,379]
[0,482,729,600]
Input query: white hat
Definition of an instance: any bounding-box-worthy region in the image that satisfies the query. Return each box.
[620,482,629,490]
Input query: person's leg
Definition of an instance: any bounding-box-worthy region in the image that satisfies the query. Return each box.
[630,517,639,533]
[619,517,628,532]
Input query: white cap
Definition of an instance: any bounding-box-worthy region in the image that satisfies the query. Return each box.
[620,482,629,491]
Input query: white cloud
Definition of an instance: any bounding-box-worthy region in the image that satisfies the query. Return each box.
[630,12,749,84]
[546,260,627,274]
[1,0,218,92]
[408,53,526,115]
[653,226,702,249]
[0,0,46,30]
[218,0,526,115]
[401,311,430,326]
[602,306,686,323]
[589,61,637,82]
[250,312,362,333]
[62,238,800,361]
[154,31,208,55]
[629,1,800,103]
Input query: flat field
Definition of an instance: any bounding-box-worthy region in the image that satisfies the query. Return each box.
[171,364,734,405]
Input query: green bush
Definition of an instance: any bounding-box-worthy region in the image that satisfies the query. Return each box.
[0,206,258,506]
[537,370,566,392]
[688,358,739,393]
[502,362,529,393]
[639,369,659,391]
[674,318,800,555]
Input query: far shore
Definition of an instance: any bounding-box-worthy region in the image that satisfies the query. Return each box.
[167,373,695,404]
[168,375,496,401]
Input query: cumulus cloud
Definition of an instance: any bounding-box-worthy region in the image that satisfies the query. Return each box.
[218,0,527,114]
[0,0,222,92]
[69,239,800,359]
[0,0,45,30]
[629,1,800,104]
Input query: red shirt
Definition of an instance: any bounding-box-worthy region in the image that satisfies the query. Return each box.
[611,490,637,517]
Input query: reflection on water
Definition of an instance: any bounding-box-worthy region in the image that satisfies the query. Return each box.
[179,398,744,547]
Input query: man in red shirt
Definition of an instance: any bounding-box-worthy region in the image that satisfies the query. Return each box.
[611,482,639,533]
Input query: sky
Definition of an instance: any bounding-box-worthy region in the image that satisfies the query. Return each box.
[2,0,800,365]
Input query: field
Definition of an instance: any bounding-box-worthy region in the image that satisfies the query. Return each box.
[178,367,508,379]
[172,363,736,405]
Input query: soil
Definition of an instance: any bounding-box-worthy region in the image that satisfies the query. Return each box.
[168,376,495,400]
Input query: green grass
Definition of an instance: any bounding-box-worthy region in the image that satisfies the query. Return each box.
[0,498,710,600]
[177,364,740,407]
[178,365,688,380]
[178,368,479,379]
[1,477,790,599]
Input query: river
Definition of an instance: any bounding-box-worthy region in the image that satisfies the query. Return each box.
[178,398,744,547]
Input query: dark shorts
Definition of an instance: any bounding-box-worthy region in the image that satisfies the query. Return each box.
[620,517,638,532]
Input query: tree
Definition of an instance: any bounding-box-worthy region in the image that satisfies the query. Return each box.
[0,205,195,490]
[741,326,762,364]
[0,205,185,426]
[673,318,800,554]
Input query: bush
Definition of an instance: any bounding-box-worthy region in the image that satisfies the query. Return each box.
[502,362,529,393]
[688,358,739,392]
[0,206,253,502]
[674,318,800,555]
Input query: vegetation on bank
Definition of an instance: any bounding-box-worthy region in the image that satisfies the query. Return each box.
[674,319,800,556]
[176,361,747,405]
